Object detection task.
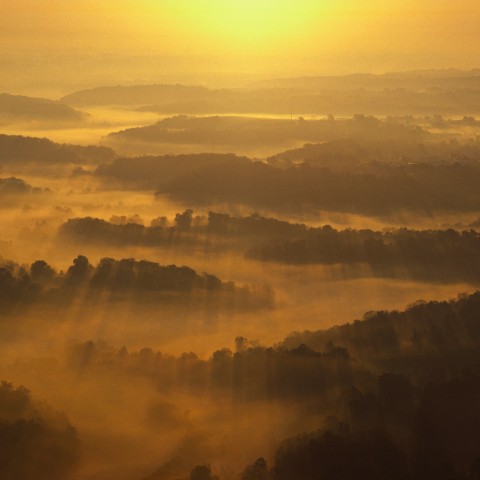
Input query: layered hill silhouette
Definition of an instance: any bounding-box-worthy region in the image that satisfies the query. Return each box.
[0,177,49,204]
[0,134,115,169]
[61,70,480,115]
[0,255,274,313]
[66,289,480,480]
[104,114,429,154]
[155,161,480,215]
[0,93,86,125]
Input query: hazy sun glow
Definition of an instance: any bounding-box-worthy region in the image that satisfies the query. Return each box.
[2,0,480,88]
[136,0,345,53]
[177,0,339,49]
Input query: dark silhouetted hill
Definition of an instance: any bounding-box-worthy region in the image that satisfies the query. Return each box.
[157,161,480,215]
[283,291,480,363]
[0,177,49,204]
[61,286,480,480]
[249,226,480,283]
[59,214,480,284]
[0,255,274,312]
[95,153,248,189]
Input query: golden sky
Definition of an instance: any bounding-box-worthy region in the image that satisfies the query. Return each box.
[2,0,480,85]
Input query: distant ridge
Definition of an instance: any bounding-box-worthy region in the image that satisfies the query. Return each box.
[252,68,480,89]
[60,69,480,115]
[0,92,87,123]
[61,84,210,106]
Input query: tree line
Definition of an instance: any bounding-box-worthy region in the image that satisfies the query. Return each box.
[0,255,274,312]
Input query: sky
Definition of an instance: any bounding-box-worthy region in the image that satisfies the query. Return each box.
[2,0,480,93]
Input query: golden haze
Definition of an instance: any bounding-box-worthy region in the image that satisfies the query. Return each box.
[1,0,480,75]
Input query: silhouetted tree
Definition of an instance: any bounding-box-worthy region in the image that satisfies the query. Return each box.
[175,209,194,230]
[241,457,268,480]
[65,255,92,286]
[190,465,218,480]
[30,260,55,283]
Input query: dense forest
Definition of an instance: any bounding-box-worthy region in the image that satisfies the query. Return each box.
[157,161,480,215]
[9,290,478,480]
[0,382,80,480]
[249,225,480,283]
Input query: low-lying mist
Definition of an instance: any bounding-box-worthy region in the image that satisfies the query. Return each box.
[3,77,480,479]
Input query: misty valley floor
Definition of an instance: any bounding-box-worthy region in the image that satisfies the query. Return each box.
[3,70,480,480]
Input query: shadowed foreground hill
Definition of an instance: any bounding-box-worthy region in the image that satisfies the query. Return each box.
[66,289,480,480]
[283,290,480,364]
[68,290,480,400]
[270,290,480,480]
[0,381,80,480]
